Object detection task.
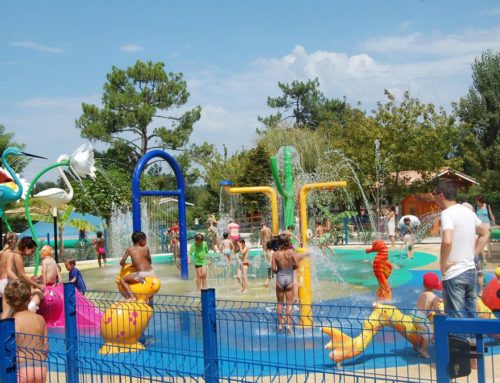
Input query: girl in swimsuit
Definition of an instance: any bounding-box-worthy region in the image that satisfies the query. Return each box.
[236,238,249,293]
[0,232,18,318]
[272,233,302,333]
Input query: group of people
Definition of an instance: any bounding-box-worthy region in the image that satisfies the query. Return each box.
[0,233,87,383]
[384,206,417,257]
[186,219,250,293]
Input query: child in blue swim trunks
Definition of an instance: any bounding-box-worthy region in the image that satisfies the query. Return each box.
[220,233,233,265]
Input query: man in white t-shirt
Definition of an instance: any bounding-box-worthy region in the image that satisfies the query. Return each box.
[433,180,490,319]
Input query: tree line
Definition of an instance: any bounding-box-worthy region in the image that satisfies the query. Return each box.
[2,50,499,228]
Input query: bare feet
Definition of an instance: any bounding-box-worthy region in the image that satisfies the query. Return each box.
[125,296,136,302]
[419,350,430,359]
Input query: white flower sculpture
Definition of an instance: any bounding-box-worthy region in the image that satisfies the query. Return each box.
[69,143,97,180]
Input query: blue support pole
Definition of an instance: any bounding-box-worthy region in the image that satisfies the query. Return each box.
[46,232,50,246]
[343,217,349,245]
[434,315,499,383]
[64,282,79,383]
[434,315,449,382]
[201,289,219,383]
[476,334,485,383]
[132,150,189,280]
[104,228,109,255]
[0,318,17,383]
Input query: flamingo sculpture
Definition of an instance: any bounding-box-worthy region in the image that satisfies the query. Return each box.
[0,147,46,233]
[25,143,96,275]
[34,155,74,262]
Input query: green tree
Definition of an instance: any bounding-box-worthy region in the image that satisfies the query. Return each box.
[71,164,132,225]
[76,60,201,165]
[259,78,326,129]
[374,90,459,201]
[456,50,500,189]
[0,124,30,173]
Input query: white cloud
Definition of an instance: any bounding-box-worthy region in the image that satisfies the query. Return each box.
[400,20,414,32]
[18,95,99,110]
[488,7,500,15]
[187,27,500,154]
[10,25,499,180]
[120,44,144,53]
[363,28,500,56]
[10,41,64,54]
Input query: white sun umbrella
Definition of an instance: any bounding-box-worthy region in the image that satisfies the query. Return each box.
[399,215,421,226]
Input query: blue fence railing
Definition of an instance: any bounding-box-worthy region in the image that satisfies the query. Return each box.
[1,283,499,382]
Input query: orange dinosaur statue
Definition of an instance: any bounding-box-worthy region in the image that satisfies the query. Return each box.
[366,240,392,301]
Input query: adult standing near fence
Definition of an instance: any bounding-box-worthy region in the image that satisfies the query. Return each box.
[475,195,496,263]
[433,180,490,321]
[386,206,396,249]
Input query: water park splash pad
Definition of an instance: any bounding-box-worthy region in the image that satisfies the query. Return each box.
[39,146,499,380]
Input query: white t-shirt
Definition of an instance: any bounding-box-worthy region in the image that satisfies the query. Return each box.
[440,203,481,280]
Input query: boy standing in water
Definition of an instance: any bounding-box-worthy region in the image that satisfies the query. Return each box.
[65,259,87,295]
[220,233,233,265]
[402,217,415,259]
[119,231,155,301]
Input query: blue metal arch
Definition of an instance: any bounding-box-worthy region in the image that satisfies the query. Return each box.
[132,150,189,280]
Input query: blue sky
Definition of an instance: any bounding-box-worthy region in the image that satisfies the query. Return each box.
[1,1,499,180]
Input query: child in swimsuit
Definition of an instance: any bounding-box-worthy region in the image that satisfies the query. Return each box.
[0,232,18,318]
[263,240,275,288]
[40,245,61,287]
[172,234,181,271]
[220,233,233,265]
[272,234,304,333]
[65,259,87,295]
[414,272,443,358]
[236,238,249,293]
[189,233,209,292]
[94,231,107,268]
[119,231,155,301]
[4,280,48,383]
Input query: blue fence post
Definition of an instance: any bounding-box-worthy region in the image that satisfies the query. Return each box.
[201,288,219,383]
[64,282,79,383]
[434,315,450,382]
[0,318,17,383]
[476,334,485,383]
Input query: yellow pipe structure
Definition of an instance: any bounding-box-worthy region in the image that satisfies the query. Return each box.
[299,181,348,246]
[297,181,347,327]
[223,185,279,236]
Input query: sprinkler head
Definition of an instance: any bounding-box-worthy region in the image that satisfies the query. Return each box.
[219,180,233,187]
